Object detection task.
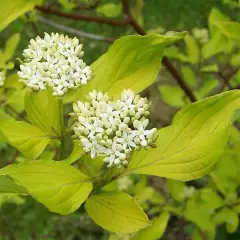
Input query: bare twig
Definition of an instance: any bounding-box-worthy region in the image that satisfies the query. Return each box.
[162,57,197,102]
[199,229,208,240]
[121,0,197,102]
[35,5,127,26]
[217,67,240,93]
[38,16,114,43]
[9,151,19,165]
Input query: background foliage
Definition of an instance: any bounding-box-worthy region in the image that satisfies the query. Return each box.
[1,0,240,239]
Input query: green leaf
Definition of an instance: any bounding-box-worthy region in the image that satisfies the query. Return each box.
[184,34,200,64]
[0,119,50,159]
[202,31,234,59]
[4,33,20,61]
[208,8,240,45]
[211,149,240,194]
[166,179,186,201]
[4,73,23,89]
[231,54,240,66]
[192,228,204,240]
[184,193,215,231]
[6,89,26,113]
[58,0,76,9]
[97,3,122,18]
[132,212,170,240]
[63,140,84,164]
[202,8,235,58]
[0,0,42,32]
[77,33,186,100]
[200,65,219,72]
[164,46,189,62]
[213,207,239,233]
[198,78,218,98]
[0,193,25,208]
[0,109,13,142]
[25,89,63,137]
[200,188,224,209]
[85,191,150,233]
[181,66,196,87]
[127,90,240,181]
[209,8,230,35]
[0,160,93,215]
[0,175,26,194]
[214,20,240,45]
[158,85,186,107]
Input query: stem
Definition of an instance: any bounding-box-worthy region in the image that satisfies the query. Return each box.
[217,67,240,93]
[9,151,19,165]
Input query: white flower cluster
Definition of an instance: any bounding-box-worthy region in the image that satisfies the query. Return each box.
[192,28,209,44]
[0,71,6,87]
[71,89,157,167]
[17,33,92,96]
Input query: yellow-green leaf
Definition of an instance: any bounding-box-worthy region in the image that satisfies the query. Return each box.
[25,89,63,137]
[77,32,186,101]
[0,0,42,32]
[132,212,170,240]
[0,175,26,194]
[85,191,150,233]
[63,140,84,164]
[4,33,20,60]
[0,160,93,215]
[0,119,50,159]
[184,34,200,64]
[127,90,240,181]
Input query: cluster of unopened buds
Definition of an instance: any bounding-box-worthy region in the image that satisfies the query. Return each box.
[71,89,158,167]
[17,33,92,96]
[192,28,209,44]
[0,71,6,87]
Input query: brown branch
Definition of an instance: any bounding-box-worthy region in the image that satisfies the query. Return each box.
[121,0,197,102]
[35,5,127,26]
[199,229,208,240]
[162,57,197,102]
[217,67,240,93]
[9,151,19,165]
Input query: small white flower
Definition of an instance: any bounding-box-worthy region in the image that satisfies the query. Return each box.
[71,89,157,167]
[18,32,92,96]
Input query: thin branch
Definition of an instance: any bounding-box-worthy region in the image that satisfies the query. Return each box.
[217,67,240,93]
[162,57,197,102]
[9,151,19,165]
[122,0,146,35]
[217,72,233,92]
[199,229,208,240]
[38,16,114,43]
[121,0,197,102]
[35,5,127,26]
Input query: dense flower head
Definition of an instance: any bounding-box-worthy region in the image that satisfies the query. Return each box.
[70,89,157,167]
[0,71,6,87]
[17,32,92,96]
